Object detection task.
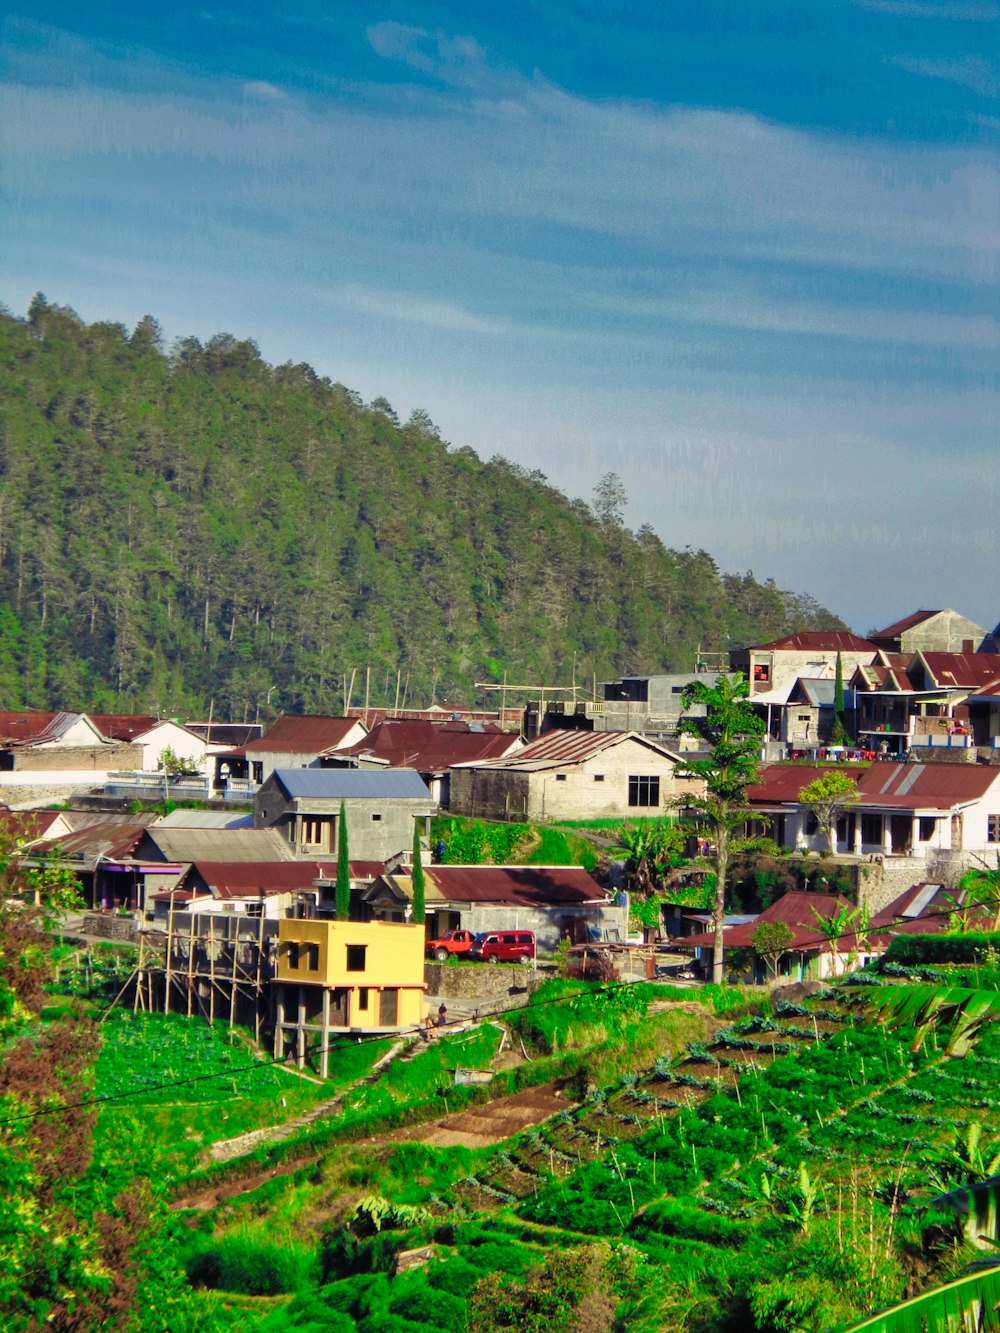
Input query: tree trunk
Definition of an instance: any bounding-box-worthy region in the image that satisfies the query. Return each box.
[712,834,728,985]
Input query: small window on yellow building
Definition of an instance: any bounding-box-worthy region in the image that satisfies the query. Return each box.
[306,943,320,971]
[346,944,367,972]
[358,987,369,1011]
[287,942,300,968]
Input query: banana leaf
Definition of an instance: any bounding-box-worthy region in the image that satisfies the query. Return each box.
[839,1262,1000,1333]
[844,984,1000,1056]
[930,1177,1000,1249]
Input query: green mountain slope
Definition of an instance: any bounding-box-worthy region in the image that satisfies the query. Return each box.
[0,295,845,718]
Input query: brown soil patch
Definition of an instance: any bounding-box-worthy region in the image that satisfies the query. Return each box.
[173,1081,571,1213]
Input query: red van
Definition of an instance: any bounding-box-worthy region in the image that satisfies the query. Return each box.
[468,930,535,965]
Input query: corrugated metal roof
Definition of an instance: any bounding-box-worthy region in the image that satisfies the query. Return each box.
[425,864,608,907]
[192,860,338,899]
[920,652,1000,690]
[332,718,518,772]
[856,762,1000,809]
[459,729,679,772]
[38,822,150,861]
[871,610,942,639]
[154,810,254,829]
[245,714,362,754]
[143,828,295,862]
[273,768,430,800]
[88,713,162,741]
[684,891,852,951]
[750,631,876,652]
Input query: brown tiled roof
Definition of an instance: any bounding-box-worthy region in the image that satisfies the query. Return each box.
[747,765,830,806]
[244,714,362,754]
[750,632,876,652]
[333,718,517,772]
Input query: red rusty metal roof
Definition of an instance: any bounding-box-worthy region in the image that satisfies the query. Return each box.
[423,864,609,907]
[244,714,363,754]
[748,631,876,653]
[333,718,518,772]
[683,891,853,951]
[462,729,678,771]
[871,610,943,640]
[189,860,340,899]
[919,652,1000,690]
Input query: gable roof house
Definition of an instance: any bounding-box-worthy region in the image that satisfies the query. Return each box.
[868,609,989,656]
[0,711,144,804]
[242,714,368,788]
[730,632,878,699]
[851,652,1000,756]
[254,768,434,862]
[448,729,700,822]
[366,864,628,951]
[325,717,522,806]
[682,890,861,982]
[746,761,1000,895]
[88,714,209,775]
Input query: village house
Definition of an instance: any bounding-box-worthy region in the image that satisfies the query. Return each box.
[273,917,425,1071]
[746,760,1000,885]
[448,729,699,822]
[325,716,522,806]
[254,767,434,861]
[523,672,735,746]
[0,711,144,804]
[851,651,1000,756]
[867,608,990,656]
[89,714,209,775]
[364,863,628,950]
[241,713,368,788]
[730,631,878,699]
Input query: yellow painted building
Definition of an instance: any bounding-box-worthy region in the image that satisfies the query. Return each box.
[273,918,426,1075]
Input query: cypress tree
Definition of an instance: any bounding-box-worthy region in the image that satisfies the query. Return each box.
[411,822,426,925]
[335,799,350,920]
[834,651,845,717]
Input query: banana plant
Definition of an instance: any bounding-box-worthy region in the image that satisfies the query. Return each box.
[845,983,1000,1058]
[838,1261,1000,1333]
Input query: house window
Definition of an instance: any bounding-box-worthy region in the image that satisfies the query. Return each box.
[988,815,1000,844]
[919,817,937,842]
[805,813,819,835]
[252,763,263,784]
[862,814,882,845]
[593,774,605,782]
[555,774,567,782]
[358,987,369,1011]
[305,943,319,972]
[371,812,382,822]
[286,942,300,969]
[302,818,324,846]
[628,775,660,808]
[346,945,367,973]
[754,664,770,682]
[246,901,264,919]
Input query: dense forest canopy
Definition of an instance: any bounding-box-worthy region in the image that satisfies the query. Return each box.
[0,296,845,720]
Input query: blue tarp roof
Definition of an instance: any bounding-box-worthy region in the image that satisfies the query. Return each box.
[273,768,430,800]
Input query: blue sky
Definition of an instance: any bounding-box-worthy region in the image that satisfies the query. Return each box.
[2,1,997,635]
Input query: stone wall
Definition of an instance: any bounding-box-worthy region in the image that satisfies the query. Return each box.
[82,913,140,942]
[424,960,542,1002]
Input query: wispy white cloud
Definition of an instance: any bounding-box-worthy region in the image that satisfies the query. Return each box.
[851,0,998,17]
[243,80,286,101]
[892,53,998,96]
[327,285,514,336]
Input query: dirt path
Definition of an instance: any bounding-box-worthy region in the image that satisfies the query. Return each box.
[173,1080,570,1212]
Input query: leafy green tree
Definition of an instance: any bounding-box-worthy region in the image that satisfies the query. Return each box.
[751,919,796,981]
[411,822,426,925]
[798,770,859,854]
[336,800,350,920]
[676,673,765,984]
[956,854,1000,931]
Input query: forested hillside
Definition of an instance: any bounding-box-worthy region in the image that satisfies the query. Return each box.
[0,296,845,719]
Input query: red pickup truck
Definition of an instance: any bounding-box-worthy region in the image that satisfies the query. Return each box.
[426,929,475,961]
